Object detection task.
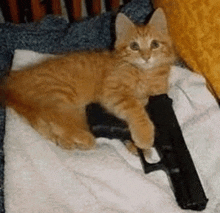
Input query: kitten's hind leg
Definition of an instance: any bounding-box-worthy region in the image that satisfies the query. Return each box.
[36,106,96,150]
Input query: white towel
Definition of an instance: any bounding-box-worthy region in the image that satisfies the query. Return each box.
[4,50,220,213]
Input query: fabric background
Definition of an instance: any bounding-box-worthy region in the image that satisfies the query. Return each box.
[154,0,220,98]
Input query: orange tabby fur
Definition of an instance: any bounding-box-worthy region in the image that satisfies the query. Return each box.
[2,9,176,151]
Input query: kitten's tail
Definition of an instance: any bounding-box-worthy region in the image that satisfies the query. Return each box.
[0,75,22,109]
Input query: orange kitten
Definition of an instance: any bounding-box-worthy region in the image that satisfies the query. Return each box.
[2,8,176,151]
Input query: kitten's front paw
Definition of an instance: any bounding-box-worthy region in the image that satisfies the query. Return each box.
[130,121,155,150]
[125,140,152,157]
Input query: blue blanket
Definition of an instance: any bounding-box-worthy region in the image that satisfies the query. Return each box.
[0,0,153,211]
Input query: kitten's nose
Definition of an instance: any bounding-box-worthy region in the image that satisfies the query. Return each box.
[143,55,151,62]
[141,50,151,62]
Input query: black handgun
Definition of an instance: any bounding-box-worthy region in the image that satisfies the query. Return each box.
[86,94,208,211]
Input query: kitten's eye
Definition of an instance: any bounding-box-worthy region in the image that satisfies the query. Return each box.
[130,42,140,51]
[151,40,160,49]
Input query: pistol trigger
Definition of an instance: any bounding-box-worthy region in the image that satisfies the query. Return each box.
[138,148,165,174]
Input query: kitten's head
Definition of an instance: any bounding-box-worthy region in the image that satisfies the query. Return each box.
[115,8,176,70]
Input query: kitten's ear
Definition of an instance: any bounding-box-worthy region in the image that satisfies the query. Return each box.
[115,13,135,42]
[148,8,168,34]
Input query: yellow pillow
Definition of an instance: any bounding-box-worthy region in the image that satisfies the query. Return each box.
[154,0,220,99]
